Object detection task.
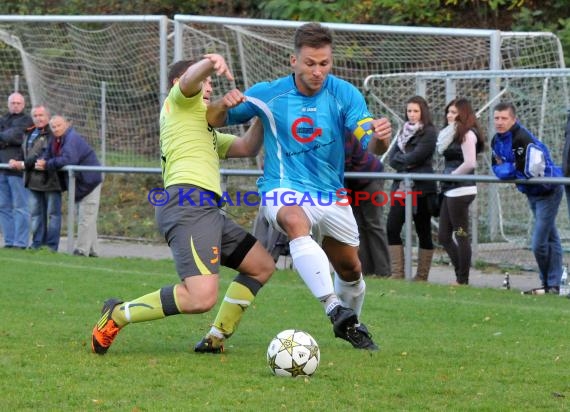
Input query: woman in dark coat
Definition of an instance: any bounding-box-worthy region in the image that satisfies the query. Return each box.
[387,95,437,281]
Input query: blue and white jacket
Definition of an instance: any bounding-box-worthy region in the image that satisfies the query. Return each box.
[491,121,561,196]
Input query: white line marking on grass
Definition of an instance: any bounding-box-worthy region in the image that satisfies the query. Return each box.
[0,256,163,276]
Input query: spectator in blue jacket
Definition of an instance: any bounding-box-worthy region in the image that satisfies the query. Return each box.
[36,115,102,257]
[0,92,33,248]
[491,102,563,295]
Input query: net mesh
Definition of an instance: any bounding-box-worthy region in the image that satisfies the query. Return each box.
[175,18,568,253]
[365,70,570,245]
[0,19,172,166]
[0,17,568,257]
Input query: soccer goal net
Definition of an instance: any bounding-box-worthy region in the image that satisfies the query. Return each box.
[365,69,570,244]
[0,16,171,167]
[174,16,569,248]
[173,17,566,170]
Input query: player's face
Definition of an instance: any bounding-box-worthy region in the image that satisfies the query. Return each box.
[202,77,213,104]
[446,105,458,124]
[406,103,422,124]
[290,45,333,96]
[493,109,516,133]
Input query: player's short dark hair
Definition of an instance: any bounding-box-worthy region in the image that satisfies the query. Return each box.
[293,22,333,53]
[494,101,516,117]
[167,60,195,89]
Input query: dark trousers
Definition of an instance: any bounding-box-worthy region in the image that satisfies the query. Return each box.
[351,179,391,276]
[438,194,475,284]
[387,195,433,249]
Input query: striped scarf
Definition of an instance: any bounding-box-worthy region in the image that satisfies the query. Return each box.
[397,121,422,152]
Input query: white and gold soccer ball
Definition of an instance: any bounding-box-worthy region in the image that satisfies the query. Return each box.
[266,329,320,377]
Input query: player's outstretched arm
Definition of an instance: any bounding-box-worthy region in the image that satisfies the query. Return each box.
[178,54,233,98]
[226,117,263,158]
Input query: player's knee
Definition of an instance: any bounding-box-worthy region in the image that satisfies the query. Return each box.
[257,255,276,284]
[199,297,218,312]
[336,260,362,281]
[277,209,310,236]
[246,254,275,285]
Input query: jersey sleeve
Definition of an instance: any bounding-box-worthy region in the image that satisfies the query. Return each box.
[226,83,267,125]
[171,83,202,108]
[491,137,517,180]
[216,131,237,159]
[342,83,375,149]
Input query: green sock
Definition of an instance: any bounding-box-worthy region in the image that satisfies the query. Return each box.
[212,274,262,338]
[111,285,180,327]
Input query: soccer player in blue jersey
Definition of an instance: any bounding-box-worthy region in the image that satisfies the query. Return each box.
[206,22,391,350]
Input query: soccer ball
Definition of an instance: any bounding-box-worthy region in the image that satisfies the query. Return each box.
[266,329,320,377]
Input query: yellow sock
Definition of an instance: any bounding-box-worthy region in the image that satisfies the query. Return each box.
[111,285,181,327]
[212,281,256,338]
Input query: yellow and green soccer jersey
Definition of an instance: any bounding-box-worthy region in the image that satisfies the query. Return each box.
[159,84,235,195]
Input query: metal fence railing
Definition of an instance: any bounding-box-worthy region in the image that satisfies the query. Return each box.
[2,163,568,278]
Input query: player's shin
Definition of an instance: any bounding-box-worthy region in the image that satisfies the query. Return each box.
[112,285,181,326]
[334,272,366,317]
[209,273,262,338]
[289,236,340,313]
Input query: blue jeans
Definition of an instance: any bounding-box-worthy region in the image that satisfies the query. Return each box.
[527,185,563,287]
[29,190,62,251]
[0,173,30,248]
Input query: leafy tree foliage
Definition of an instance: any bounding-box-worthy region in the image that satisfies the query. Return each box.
[0,0,568,64]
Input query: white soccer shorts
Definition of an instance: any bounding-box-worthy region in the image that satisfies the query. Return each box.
[260,188,360,247]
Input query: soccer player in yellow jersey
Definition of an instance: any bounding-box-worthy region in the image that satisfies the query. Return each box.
[91,54,275,354]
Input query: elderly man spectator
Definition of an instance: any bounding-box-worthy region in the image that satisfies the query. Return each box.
[9,105,63,251]
[0,92,34,249]
[36,115,102,257]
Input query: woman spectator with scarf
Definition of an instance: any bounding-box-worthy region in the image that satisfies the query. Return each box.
[436,98,485,285]
[387,95,437,281]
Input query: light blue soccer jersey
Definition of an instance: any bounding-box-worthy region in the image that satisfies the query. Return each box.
[226,74,375,196]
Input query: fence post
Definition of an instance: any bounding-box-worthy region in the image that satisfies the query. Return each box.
[404,176,414,280]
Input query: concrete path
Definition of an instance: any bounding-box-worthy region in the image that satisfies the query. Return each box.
[86,237,541,293]
[0,234,545,293]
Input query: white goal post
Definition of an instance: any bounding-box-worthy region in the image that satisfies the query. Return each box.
[0,14,565,169]
[173,15,566,90]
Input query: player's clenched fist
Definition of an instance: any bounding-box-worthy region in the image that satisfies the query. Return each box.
[221,89,246,109]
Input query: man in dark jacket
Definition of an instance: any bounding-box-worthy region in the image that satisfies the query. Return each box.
[0,92,33,248]
[36,115,102,257]
[9,105,62,251]
[491,101,563,294]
